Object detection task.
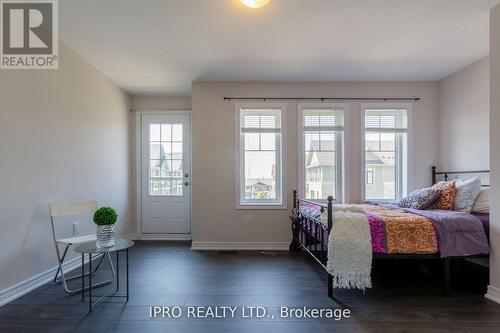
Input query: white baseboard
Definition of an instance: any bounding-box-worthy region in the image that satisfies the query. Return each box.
[123,233,139,240]
[191,241,290,251]
[485,285,500,304]
[127,233,192,241]
[1,231,134,307]
[0,256,83,307]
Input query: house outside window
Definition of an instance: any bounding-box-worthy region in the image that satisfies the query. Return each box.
[363,106,409,201]
[299,104,345,202]
[237,104,285,208]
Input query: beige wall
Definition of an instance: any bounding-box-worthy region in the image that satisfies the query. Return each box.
[0,43,132,293]
[438,57,490,170]
[131,96,191,111]
[191,82,439,244]
[487,3,500,304]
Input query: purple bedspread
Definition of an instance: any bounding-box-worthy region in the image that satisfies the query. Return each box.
[472,213,490,239]
[401,208,490,258]
[298,204,490,258]
[365,213,386,253]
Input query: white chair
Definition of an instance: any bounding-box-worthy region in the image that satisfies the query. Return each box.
[49,201,115,294]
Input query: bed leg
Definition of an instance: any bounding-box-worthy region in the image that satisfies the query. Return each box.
[443,258,451,296]
[289,220,301,252]
[328,274,333,298]
[327,273,348,308]
[289,238,300,252]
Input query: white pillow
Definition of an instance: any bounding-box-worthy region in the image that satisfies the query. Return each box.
[472,187,489,213]
[454,177,482,213]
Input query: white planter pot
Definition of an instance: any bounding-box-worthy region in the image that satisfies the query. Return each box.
[96,224,115,248]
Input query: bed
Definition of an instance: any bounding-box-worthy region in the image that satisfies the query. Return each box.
[289,166,490,299]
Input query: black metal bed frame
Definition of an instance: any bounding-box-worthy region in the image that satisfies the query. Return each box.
[289,166,490,299]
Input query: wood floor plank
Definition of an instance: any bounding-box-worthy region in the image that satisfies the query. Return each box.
[0,241,497,332]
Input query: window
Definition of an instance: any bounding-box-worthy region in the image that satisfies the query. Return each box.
[149,123,184,196]
[363,107,408,201]
[237,105,284,206]
[300,105,344,201]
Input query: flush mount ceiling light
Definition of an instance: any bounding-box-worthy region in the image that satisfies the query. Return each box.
[240,0,271,9]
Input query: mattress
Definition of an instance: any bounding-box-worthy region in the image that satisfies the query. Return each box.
[297,204,489,257]
[472,212,490,239]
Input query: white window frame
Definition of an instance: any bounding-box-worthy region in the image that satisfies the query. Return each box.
[298,103,348,203]
[235,102,287,209]
[361,102,413,202]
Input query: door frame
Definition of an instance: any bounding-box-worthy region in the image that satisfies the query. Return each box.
[135,110,192,240]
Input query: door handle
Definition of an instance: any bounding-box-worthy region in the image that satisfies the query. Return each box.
[184,181,190,186]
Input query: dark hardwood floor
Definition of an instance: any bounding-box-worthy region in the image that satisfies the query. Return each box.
[0,241,498,333]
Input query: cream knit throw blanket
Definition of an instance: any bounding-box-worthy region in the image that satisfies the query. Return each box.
[325,204,372,290]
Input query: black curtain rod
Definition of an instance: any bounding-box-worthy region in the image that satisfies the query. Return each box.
[223,97,420,102]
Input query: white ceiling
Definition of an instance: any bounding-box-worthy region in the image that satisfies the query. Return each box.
[59,0,499,96]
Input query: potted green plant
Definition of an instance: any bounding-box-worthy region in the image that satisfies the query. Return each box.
[93,207,118,248]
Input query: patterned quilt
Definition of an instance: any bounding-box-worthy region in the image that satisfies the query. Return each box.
[359,204,437,254]
[298,203,489,257]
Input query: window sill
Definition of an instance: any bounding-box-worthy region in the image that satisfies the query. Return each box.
[236,203,288,210]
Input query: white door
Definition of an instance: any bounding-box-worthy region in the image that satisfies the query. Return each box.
[141,114,191,234]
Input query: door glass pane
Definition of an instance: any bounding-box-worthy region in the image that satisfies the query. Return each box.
[150,160,161,178]
[150,124,161,141]
[172,160,183,178]
[160,160,172,178]
[172,142,183,159]
[161,142,172,159]
[161,124,172,141]
[149,123,183,196]
[172,124,183,141]
[150,143,161,159]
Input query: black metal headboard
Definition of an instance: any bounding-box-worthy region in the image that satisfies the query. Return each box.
[431,166,490,186]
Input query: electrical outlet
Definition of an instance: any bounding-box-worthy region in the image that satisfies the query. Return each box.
[245,215,252,226]
[73,222,79,235]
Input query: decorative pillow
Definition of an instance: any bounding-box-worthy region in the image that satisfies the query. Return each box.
[454,177,482,213]
[472,187,489,213]
[428,181,456,210]
[399,188,442,210]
